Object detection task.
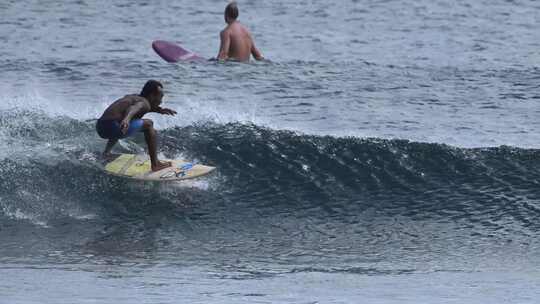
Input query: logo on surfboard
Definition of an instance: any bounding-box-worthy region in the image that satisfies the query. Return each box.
[160,163,194,179]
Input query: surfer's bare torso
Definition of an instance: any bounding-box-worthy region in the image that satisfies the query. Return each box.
[218,22,263,62]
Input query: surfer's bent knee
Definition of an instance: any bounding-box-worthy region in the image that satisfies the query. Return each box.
[142,119,154,129]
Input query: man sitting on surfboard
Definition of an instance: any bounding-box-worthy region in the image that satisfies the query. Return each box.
[96,80,176,172]
[217,2,264,62]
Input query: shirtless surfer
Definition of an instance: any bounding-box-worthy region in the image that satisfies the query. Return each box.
[96,80,176,172]
[217,2,264,62]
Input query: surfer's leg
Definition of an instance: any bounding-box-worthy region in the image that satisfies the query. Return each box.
[103,139,118,157]
[96,119,121,158]
[142,119,171,171]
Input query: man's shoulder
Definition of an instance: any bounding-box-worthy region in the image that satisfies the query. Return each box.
[236,23,252,38]
[122,95,150,107]
[221,26,231,36]
[231,22,249,31]
[122,94,144,101]
[223,22,245,33]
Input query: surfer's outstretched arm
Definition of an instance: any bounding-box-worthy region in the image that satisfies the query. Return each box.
[154,107,177,115]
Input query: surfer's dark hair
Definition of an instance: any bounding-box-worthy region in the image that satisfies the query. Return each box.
[140,80,163,97]
[225,2,239,20]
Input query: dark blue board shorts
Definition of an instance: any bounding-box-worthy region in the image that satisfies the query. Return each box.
[96,119,144,140]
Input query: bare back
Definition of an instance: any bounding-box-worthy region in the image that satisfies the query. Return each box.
[99,95,150,121]
[218,22,263,62]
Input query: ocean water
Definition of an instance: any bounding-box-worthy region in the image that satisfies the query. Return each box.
[1,0,540,303]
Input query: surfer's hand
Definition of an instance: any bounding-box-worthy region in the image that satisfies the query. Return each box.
[159,108,177,116]
[120,119,129,134]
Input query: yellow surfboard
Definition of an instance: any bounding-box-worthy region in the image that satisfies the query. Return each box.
[104,154,215,181]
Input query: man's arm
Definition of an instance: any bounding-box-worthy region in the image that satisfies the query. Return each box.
[153,106,177,116]
[249,32,264,61]
[119,101,147,134]
[217,30,231,61]
[251,44,264,61]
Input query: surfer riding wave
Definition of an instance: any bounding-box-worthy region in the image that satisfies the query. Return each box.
[96,80,177,172]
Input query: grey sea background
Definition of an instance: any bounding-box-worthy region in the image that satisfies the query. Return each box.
[1,0,540,303]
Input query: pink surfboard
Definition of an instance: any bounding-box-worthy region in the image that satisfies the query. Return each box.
[152,40,204,62]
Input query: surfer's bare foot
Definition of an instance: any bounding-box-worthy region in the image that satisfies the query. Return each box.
[151,160,172,172]
[101,152,118,161]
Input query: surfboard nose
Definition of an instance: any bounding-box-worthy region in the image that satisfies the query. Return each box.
[152,40,204,62]
[152,40,177,63]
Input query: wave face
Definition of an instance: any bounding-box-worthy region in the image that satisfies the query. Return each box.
[165,123,540,231]
[1,109,540,272]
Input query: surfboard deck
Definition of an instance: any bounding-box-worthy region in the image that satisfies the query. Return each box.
[152,40,204,62]
[104,154,215,181]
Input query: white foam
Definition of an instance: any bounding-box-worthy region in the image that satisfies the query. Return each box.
[0,203,49,227]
